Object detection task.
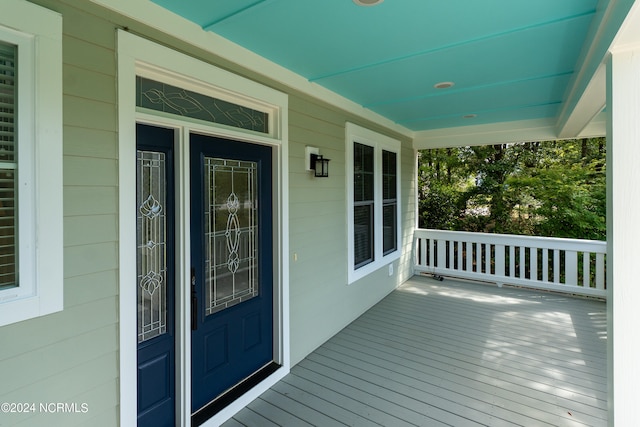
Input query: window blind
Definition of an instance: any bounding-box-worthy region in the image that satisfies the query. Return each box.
[354,142,374,268]
[382,150,397,254]
[0,41,16,289]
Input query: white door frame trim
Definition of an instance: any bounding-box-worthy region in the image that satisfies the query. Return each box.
[117,30,290,427]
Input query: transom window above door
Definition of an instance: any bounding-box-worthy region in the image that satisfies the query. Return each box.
[136,76,269,134]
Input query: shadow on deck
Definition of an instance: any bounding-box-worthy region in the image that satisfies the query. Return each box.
[224,276,608,427]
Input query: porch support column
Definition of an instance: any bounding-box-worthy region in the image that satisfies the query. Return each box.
[606,43,640,427]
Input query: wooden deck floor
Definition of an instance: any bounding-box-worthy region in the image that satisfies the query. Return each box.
[223,276,608,427]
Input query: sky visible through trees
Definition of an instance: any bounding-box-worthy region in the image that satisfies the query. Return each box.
[418,138,606,241]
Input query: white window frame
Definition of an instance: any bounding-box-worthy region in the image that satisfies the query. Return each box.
[0,1,63,326]
[346,122,401,284]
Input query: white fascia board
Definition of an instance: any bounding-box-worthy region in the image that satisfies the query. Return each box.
[609,0,640,53]
[557,64,607,139]
[89,0,413,140]
[556,0,636,138]
[558,2,640,139]
[413,118,560,149]
[578,111,607,138]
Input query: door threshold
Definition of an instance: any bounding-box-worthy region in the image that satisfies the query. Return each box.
[191,362,281,426]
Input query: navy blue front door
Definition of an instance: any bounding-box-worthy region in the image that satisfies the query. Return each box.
[190,133,274,417]
[136,124,176,427]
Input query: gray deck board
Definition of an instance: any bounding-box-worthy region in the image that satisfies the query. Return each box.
[271,378,383,426]
[302,355,487,427]
[258,388,346,426]
[220,418,247,427]
[350,313,607,402]
[331,330,605,425]
[291,366,425,427]
[243,397,315,426]
[232,408,280,427]
[223,276,607,426]
[316,340,590,427]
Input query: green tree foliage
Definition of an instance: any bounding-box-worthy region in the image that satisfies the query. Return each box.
[418,138,606,240]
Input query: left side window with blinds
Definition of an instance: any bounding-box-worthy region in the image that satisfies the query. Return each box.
[0,1,62,326]
[0,41,17,291]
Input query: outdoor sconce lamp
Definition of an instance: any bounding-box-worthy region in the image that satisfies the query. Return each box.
[310,154,330,178]
[305,146,331,178]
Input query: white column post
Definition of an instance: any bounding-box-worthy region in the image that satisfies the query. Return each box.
[607,44,640,427]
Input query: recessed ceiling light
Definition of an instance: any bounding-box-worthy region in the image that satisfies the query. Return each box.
[463,114,477,119]
[353,0,384,6]
[434,81,455,89]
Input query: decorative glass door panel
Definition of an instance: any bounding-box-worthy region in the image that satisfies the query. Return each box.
[136,124,175,427]
[204,158,258,315]
[137,150,168,342]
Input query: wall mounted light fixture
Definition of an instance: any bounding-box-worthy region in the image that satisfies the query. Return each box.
[305,146,331,178]
[311,153,330,178]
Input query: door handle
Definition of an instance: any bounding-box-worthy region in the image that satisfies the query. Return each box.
[191,268,198,331]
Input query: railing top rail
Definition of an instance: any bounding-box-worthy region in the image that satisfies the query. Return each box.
[415,228,606,252]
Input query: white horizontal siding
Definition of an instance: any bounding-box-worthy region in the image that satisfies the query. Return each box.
[0,2,120,426]
[287,91,414,365]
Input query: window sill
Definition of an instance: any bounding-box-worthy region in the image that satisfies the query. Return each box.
[348,250,401,285]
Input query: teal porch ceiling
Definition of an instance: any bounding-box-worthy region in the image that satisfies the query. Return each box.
[151,0,601,132]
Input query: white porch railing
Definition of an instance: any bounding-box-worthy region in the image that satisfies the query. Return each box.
[414,229,607,298]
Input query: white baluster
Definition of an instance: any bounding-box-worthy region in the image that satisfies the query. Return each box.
[565,251,578,286]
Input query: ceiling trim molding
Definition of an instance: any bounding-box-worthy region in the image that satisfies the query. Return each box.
[413,118,564,149]
[413,114,606,151]
[89,0,414,139]
[399,101,562,127]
